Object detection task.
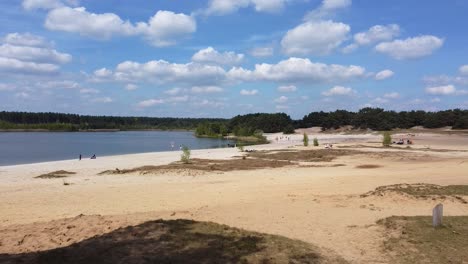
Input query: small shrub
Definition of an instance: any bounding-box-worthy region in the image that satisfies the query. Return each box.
[382,131,392,147]
[181,145,191,163]
[303,133,309,146]
[238,144,245,152]
[313,138,319,147]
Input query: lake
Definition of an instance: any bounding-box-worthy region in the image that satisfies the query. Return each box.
[0,131,234,166]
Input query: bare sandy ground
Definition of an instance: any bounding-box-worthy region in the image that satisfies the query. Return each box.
[1,132,468,263]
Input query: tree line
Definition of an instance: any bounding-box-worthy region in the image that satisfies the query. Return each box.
[0,111,227,131]
[1,108,468,133]
[300,108,468,130]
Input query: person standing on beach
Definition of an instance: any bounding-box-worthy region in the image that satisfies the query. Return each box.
[79,154,82,161]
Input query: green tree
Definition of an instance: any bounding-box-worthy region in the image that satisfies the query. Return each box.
[313,138,319,147]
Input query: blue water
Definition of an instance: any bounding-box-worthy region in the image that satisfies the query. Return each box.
[0,131,233,166]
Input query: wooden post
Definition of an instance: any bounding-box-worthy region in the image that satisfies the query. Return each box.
[432,203,443,227]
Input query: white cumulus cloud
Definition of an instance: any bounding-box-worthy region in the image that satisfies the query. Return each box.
[192,47,244,66]
[204,0,288,15]
[0,33,71,75]
[322,86,356,96]
[354,24,400,46]
[304,0,352,21]
[425,85,456,95]
[191,86,223,93]
[228,57,366,83]
[274,95,288,103]
[281,20,350,56]
[375,35,444,60]
[375,69,394,80]
[459,65,468,76]
[137,99,164,107]
[45,7,196,46]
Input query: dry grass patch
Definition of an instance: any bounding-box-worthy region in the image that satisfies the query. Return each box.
[99,158,293,175]
[361,183,468,203]
[248,149,361,162]
[0,219,348,264]
[378,216,468,264]
[35,170,76,179]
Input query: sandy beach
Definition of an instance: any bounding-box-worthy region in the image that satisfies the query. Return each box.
[1,131,468,263]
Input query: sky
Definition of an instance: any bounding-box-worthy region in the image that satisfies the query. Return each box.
[1,0,468,119]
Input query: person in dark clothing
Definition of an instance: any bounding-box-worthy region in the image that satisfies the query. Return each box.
[79,154,82,161]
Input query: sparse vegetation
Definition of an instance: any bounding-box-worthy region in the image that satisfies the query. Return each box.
[355,164,382,169]
[379,216,468,264]
[313,138,319,147]
[382,131,392,147]
[303,133,309,146]
[35,170,76,179]
[180,145,191,164]
[361,183,468,203]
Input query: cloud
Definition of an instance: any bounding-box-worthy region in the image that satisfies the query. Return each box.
[136,10,197,47]
[0,83,16,91]
[274,95,288,103]
[275,105,289,110]
[0,33,71,75]
[167,95,189,103]
[45,7,196,46]
[460,65,468,76]
[91,97,113,103]
[15,92,31,99]
[164,88,184,95]
[125,84,138,91]
[204,0,288,15]
[425,85,456,95]
[191,86,223,93]
[277,85,297,92]
[423,75,468,87]
[375,35,444,60]
[192,47,244,66]
[383,92,400,99]
[375,69,394,80]
[98,60,226,86]
[322,85,356,96]
[250,47,274,58]
[354,24,400,46]
[79,88,99,94]
[281,20,350,56]
[3,33,48,47]
[22,0,63,10]
[94,57,366,90]
[137,98,164,107]
[240,89,258,95]
[228,57,366,83]
[304,0,352,20]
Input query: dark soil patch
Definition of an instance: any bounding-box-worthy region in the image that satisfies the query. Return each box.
[378,216,468,264]
[355,164,382,169]
[0,219,347,264]
[35,170,76,179]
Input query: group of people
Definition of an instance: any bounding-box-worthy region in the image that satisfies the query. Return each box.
[79,154,96,160]
[394,139,413,145]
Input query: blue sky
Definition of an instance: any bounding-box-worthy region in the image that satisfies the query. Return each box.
[1,0,467,118]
